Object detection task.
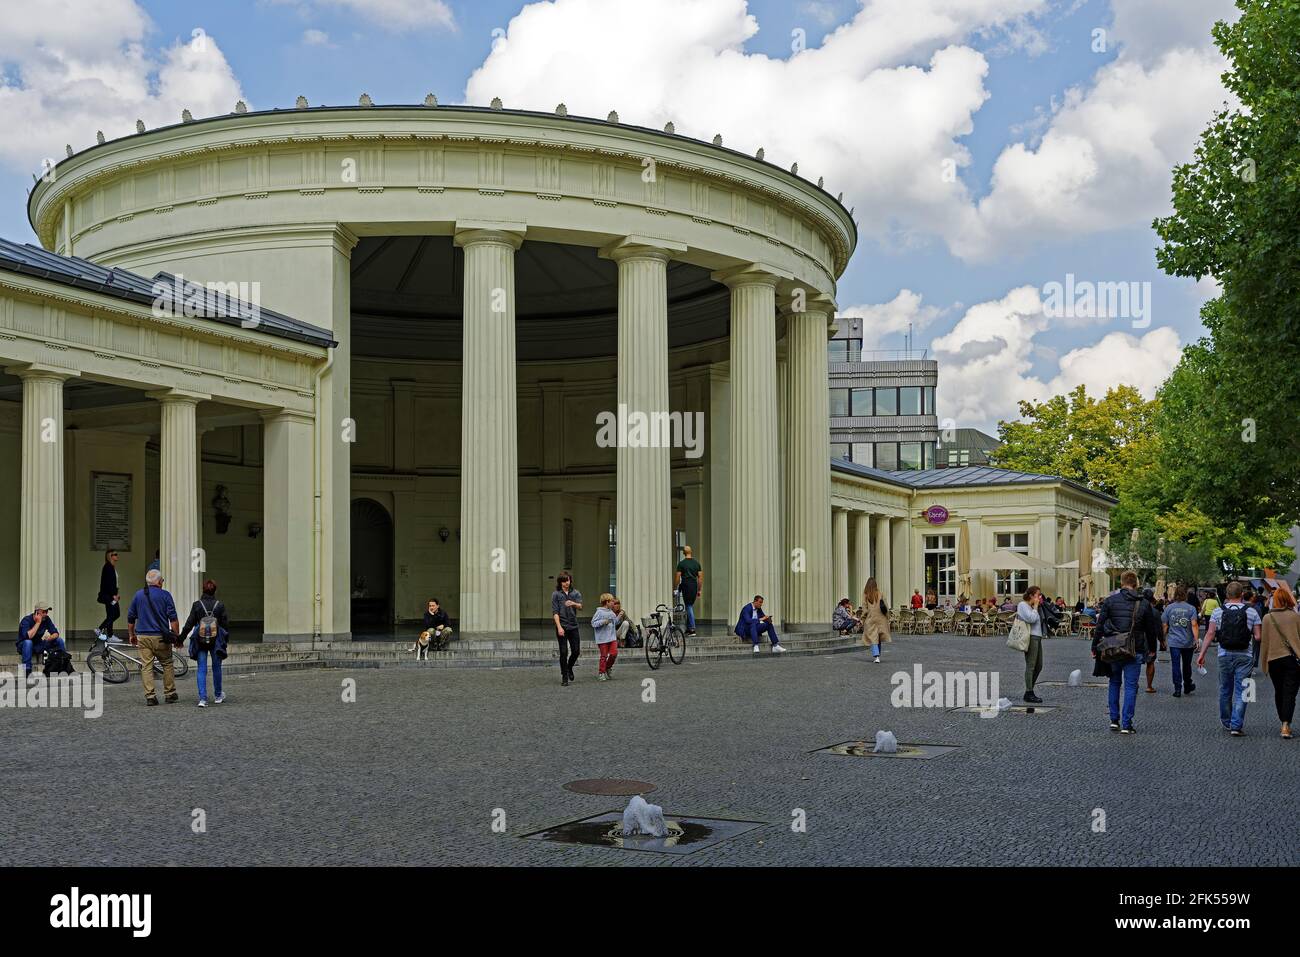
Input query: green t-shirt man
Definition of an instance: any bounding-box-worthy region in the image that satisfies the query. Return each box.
[675,550,702,604]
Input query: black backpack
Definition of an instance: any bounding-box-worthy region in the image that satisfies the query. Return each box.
[1217,604,1253,651]
[43,649,74,676]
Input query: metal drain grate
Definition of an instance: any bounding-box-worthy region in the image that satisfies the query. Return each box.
[563,778,657,796]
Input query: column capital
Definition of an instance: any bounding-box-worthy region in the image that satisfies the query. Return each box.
[5,363,75,382]
[147,388,209,406]
[777,288,837,318]
[710,262,790,289]
[453,221,526,249]
[259,408,315,427]
[598,235,687,263]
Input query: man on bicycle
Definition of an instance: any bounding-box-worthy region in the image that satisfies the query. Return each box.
[127,569,181,706]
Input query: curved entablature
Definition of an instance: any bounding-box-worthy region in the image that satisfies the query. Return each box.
[28,104,856,293]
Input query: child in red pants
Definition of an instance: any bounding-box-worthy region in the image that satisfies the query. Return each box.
[591,593,619,681]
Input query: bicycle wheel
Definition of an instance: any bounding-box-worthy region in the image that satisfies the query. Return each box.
[644,628,664,670]
[154,652,189,678]
[87,650,129,684]
[667,624,687,665]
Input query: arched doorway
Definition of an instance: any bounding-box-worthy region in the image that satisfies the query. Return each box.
[350,498,393,634]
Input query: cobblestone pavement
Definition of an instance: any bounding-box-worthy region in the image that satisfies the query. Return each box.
[4,634,1295,866]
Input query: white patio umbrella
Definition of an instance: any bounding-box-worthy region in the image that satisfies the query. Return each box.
[968,550,1057,572]
[957,520,973,599]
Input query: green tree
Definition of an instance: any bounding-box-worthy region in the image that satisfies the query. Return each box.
[1152,0,1300,528]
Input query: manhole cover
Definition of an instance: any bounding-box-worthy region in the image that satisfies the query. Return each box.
[563,778,657,796]
[949,704,1060,714]
[815,740,961,760]
[523,811,765,855]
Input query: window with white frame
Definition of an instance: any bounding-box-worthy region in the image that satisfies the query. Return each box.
[994,531,1030,596]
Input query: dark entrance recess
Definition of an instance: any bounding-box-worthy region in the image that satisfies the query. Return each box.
[350,497,393,632]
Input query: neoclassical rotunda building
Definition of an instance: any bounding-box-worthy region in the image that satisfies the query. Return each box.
[5,100,1112,643]
[11,101,850,639]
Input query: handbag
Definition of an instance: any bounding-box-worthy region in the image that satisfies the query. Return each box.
[1007,617,1032,652]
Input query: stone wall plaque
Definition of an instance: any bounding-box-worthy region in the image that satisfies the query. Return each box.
[91,472,132,551]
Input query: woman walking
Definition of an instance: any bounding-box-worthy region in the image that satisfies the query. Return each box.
[182,579,230,708]
[1017,586,1045,704]
[1259,586,1300,739]
[1161,585,1199,697]
[860,578,890,664]
[94,549,122,643]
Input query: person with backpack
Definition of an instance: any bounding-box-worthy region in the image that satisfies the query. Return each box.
[1197,580,1261,736]
[126,568,181,706]
[16,602,67,678]
[181,579,230,708]
[1092,571,1161,734]
[1161,585,1199,698]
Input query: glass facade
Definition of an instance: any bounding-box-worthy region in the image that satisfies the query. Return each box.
[875,388,898,416]
[850,388,873,416]
[830,389,848,416]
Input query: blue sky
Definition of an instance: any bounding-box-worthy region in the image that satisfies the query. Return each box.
[0,0,1239,430]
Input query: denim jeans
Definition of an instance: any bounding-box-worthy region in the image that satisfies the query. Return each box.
[1218,651,1252,731]
[19,637,67,674]
[197,649,223,701]
[684,602,696,632]
[1170,646,1195,692]
[1107,658,1141,728]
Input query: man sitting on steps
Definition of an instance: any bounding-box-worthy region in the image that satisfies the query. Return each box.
[734,595,786,655]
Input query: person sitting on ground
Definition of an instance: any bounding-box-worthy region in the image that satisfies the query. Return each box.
[591,593,619,681]
[422,598,453,649]
[832,598,861,635]
[734,595,786,654]
[610,598,634,647]
[16,602,66,678]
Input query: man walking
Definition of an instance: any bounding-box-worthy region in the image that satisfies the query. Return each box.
[674,546,703,637]
[1197,580,1260,736]
[734,595,786,654]
[127,569,181,706]
[16,602,66,677]
[551,572,582,687]
[1092,571,1161,734]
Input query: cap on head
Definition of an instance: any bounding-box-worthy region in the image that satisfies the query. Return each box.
[34,601,52,612]
[146,569,163,586]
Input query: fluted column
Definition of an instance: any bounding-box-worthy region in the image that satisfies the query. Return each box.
[784,299,834,624]
[13,367,71,617]
[262,409,315,638]
[456,224,524,635]
[150,390,205,617]
[716,266,783,624]
[832,508,849,602]
[874,515,893,607]
[853,511,872,600]
[602,238,682,623]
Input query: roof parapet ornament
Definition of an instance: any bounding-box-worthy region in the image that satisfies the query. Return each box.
[358,93,374,107]
[663,121,675,134]
[234,100,248,114]
[136,119,145,133]
[790,161,798,174]
[837,191,843,203]
[65,145,74,158]
[181,109,194,123]
[607,110,619,123]
[555,102,567,116]
[96,131,105,144]
[490,97,503,110]
[817,176,824,188]
[295,95,309,109]
[711,133,722,146]
[424,93,438,107]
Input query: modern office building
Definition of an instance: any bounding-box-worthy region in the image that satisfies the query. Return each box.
[828,315,938,470]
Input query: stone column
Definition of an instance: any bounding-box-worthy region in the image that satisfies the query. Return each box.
[601,238,682,623]
[455,223,524,636]
[262,410,315,639]
[151,390,206,618]
[853,511,872,601]
[716,266,784,624]
[13,367,71,618]
[874,515,893,608]
[783,298,834,626]
[891,517,911,613]
[595,496,613,592]
[831,508,849,603]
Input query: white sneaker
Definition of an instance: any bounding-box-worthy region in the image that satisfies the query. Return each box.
[873,656,881,663]
[214,693,225,704]
[752,644,761,654]
[772,644,786,654]
[197,699,207,708]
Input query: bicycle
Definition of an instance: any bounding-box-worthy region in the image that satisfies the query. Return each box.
[85,635,189,684]
[643,596,687,670]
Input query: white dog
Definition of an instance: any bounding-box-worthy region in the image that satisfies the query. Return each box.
[621,795,668,838]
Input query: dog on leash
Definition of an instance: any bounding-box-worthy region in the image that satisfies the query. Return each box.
[410,626,452,659]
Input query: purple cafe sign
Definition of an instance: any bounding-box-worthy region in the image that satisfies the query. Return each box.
[924,505,949,526]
